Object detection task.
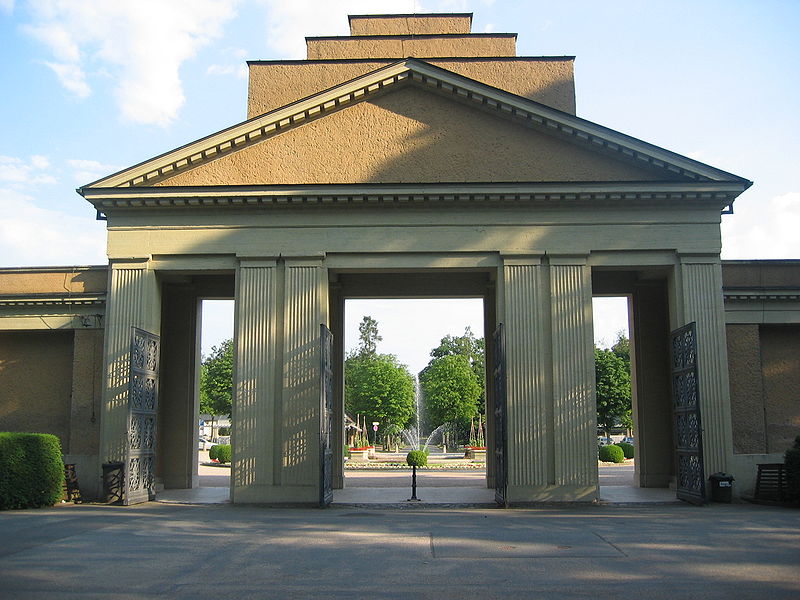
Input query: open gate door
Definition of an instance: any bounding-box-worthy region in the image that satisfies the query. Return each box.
[670,322,705,505]
[320,324,334,507]
[125,327,160,505]
[493,323,508,507]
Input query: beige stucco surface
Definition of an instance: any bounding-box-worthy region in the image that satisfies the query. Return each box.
[306,35,517,60]
[247,59,576,117]
[760,325,800,453]
[161,86,664,187]
[0,267,107,295]
[349,15,472,35]
[725,323,767,454]
[0,331,73,448]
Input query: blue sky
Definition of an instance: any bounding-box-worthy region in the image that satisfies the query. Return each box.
[2,1,798,372]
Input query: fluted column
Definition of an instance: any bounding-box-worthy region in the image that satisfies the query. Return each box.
[99,261,160,465]
[232,256,327,504]
[550,256,597,495]
[502,256,550,492]
[281,258,326,492]
[677,255,732,477]
[231,259,278,502]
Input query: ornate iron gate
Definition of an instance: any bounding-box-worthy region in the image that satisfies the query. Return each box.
[670,322,705,505]
[319,324,334,507]
[125,327,160,505]
[493,323,508,507]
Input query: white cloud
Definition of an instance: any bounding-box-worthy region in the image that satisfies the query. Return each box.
[255,0,420,59]
[0,0,14,14]
[206,64,248,79]
[0,155,57,186]
[23,0,240,126]
[68,159,122,184]
[0,188,106,267]
[722,192,800,260]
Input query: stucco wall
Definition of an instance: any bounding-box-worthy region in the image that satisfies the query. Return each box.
[760,325,800,453]
[161,86,665,187]
[0,266,107,295]
[247,58,576,118]
[0,330,73,448]
[349,14,472,35]
[726,323,766,453]
[306,35,517,60]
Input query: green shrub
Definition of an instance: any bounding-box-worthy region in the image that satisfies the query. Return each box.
[406,450,428,467]
[0,432,64,510]
[785,435,800,500]
[615,442,635,459]
[212,444,232,464]
[343,444,351,458]
[208,445,218,461]
[599,444,625,463]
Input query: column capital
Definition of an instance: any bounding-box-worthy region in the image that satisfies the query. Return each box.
[501,252,544,266]
[678,253,721,265]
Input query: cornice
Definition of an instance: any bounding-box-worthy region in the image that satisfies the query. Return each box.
[79,58,752,192]
[723,288,800,302]
[0,293,106,307]
[82,181,744,212]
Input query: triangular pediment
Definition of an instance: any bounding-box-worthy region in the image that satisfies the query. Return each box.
[81,58,750,191]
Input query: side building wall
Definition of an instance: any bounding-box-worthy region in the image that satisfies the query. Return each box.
[723,260,800,497]
[0,267,107,500]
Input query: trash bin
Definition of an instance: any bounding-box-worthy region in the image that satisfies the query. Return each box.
[102,461,124,504]
[709,472,734,503]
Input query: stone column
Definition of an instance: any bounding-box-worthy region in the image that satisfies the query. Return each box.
[550,256,597,500]
[99,261,160,466]
[231,259,278,503]
[280,257,327,499]
[676,255,733,479]
[501,256,551,500]
[232,257,327,504]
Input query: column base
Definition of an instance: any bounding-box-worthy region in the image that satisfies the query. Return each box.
[506,484,598,504]
[232,484,319,505]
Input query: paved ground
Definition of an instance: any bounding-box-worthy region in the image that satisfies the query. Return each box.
[1,501,798,599]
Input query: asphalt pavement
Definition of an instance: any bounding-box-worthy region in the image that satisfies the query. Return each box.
[1,500,798,599]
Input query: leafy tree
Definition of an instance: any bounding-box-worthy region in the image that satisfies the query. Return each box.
[356,315,381,358]
[428,327,485,413]
[419,354,481,447]
[345,353,415,441]
[595,342,631,436]
[200,339,234,438]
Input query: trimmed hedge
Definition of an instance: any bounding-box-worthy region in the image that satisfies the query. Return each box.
[598,444,625,463]
[0,432,64,510]
[406,450,428,467]
[615,442,635,459]
[210,444,232,464]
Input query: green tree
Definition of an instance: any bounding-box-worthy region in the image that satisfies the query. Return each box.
[595,343,631,436]
[345,353,415,442]
[428,327,485,413]
[356,315,382,358]
[419,354,481,446]
[200,339,234,438]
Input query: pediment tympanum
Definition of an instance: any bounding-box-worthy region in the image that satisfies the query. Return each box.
[154,86,670,187]
[81,59,749,195]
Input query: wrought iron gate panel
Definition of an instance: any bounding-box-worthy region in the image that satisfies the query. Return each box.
[320,324,334,507]
[493,323,508,507]
[670,322,705,505]
[125,327,159,505]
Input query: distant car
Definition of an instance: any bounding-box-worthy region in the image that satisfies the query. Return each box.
[597,436,613,446]
[198,437,213,450]
[620,436,635,445]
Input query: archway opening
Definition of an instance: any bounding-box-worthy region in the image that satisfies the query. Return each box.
[330,271,496,505]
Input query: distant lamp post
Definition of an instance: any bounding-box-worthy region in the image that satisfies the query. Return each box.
[372,422,379,446]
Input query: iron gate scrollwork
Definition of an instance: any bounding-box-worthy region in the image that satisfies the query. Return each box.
[670,322,705,505]
[125,327,160,505]
[493,323,508,507]
[320,324,334,507]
